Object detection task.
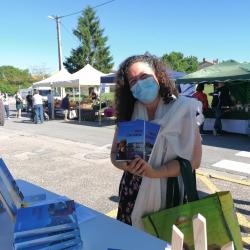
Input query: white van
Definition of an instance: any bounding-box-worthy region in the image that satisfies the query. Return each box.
[20,87,33,101]
[34,87,51,102]
[20,87,61,103]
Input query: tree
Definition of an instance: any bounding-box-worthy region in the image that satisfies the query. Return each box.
[0,66,31,85]
[64,6,114,73]
[162,51,198,73]
[0,66,33,94]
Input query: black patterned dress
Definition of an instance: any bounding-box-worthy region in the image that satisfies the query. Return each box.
[116,171,142,225]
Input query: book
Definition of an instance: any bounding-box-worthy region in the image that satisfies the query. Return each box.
[116,119,160,161]
[14,199,83,250]
[0,158,46,221]
[0,158,24,220]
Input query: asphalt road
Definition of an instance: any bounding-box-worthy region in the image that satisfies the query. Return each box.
[0,111,249,248]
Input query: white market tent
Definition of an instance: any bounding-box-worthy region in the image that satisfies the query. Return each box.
[66,63,106,87]
[33,64,107,122]
[54,64,106,122]
[32,68,72,119]
[33,68,72,88]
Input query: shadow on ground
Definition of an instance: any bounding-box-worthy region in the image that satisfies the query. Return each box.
[201,132,250,151]
[64,119,116,127]
[109,195,119,203]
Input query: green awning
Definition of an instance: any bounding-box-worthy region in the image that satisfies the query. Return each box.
[176,61,250,84]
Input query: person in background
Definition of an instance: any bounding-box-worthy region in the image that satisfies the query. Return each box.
[15,91,23,118]
[192,83,208,133]
[61,93,70,121]
[91,90,97,105]
[110,54,201,228]
[32,89,44,124]
[26,91,33,114]
[2,93,10,119]
[0,92,4,126]
[47,90,53,119]
[210,82,231,136]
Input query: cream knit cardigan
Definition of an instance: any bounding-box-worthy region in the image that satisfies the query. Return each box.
[130,95,199,229]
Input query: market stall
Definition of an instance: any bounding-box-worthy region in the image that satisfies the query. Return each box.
[53,64,106,122]
[176,61,250,135]
[32,68,72,119]
[33,64,107,122]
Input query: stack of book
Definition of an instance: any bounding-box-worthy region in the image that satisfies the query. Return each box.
[0,158,83,250]
[14,200,83,250]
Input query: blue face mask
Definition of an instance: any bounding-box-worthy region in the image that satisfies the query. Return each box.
[131,76,159,104]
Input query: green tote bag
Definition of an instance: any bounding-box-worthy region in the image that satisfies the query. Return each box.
[142,160,243,250]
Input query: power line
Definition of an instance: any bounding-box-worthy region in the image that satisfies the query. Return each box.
[60,21,79,45]
[60,0,116,19]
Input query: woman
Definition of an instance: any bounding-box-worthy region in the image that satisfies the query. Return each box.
[192,83,208,133]
[15,92,23,118]
[110,54,202,228]
[2,93,10,119]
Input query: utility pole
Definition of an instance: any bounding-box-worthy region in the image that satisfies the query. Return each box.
[55,16,63,70]
[48,15,63,70]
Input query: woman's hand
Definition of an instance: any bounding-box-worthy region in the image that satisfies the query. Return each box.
[126,156,157,178]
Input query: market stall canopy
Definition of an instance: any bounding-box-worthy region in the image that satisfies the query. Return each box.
[67,64,106,87]
[166,69,186,80]
[32,68,72,88]
[100,73,116,84]
[176,61,250,84]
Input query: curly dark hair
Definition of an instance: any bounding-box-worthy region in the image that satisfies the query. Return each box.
[115,53,178,122]
[196,83,204,92]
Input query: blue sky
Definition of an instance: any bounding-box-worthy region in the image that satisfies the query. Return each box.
[1,0,250,74]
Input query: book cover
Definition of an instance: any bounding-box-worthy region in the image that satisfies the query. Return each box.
[14,199,83,250]
[144,121,161,161]
[116,120,144,161]
[0,158,24,220]
[116,120,160,161]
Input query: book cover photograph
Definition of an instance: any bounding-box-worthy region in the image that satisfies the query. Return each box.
[116,120,160,161]
[14,199,83,250]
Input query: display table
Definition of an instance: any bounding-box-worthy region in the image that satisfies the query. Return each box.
[203,118,250,135]
[203,109,250,135]
[0,180,167,250]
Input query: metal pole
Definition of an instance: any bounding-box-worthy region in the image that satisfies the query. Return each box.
[55,16,63,70]
[99,93,102,126]
[51,84,55,120]
[78,83,81,123]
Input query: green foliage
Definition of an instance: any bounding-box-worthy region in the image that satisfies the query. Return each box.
[64,6,114,74]
[162,51,198,73]
[100,92,114,103]
[0,81,18,95]
[0,66,33,95]
[0,66,32,84]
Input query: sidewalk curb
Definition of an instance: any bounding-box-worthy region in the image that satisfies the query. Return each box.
[197,170,250,187]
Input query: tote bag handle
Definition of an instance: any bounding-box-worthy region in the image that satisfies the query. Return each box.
[166,158,199,209]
